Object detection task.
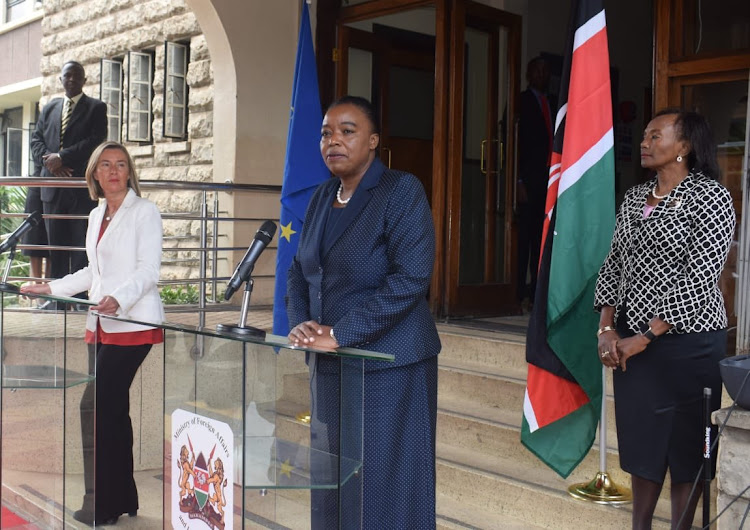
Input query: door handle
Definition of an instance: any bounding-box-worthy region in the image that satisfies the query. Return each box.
[480,139,499,175]
[381,147,392,168]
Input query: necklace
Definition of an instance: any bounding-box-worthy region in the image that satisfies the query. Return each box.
[336,184,351,205]
[651,184,670,200]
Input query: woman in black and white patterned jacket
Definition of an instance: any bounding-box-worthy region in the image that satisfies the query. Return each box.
[594,108,735,530]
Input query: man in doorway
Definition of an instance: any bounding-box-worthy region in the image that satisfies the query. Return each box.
[516,56,553,308]
[31,61,107,292]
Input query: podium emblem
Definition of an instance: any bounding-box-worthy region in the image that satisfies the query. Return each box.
[171,409,234,530]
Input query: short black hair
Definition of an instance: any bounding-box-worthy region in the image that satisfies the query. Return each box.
[327,95,380,135]
[61,60,85,75]
[655,107,720,180]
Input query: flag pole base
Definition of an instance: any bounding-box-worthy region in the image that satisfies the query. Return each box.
[568,471,632,505]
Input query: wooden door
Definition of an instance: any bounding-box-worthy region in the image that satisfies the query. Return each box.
[444,0,521,315]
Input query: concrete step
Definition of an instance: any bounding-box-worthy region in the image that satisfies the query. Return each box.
[280,371,312,407]
[436,406,627,490]
[437,492,546,529]
[436,444,671,530]
[438,327,529,380]
[438,359,620,447]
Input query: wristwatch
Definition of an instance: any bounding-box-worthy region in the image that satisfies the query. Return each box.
[329,327,338,344]
[640,323,658,342]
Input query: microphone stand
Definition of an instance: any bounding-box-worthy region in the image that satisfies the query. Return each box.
[0,245,21,293]
[216,277,266,339]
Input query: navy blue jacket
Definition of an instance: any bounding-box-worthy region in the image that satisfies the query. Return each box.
[286,158,441,369]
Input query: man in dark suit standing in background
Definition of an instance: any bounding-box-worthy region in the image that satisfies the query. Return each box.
[517,56,553,308]
[31,60,107,285]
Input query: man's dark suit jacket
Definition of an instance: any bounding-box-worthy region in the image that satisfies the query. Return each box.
[30,93,107,202]
[518,88,554,208]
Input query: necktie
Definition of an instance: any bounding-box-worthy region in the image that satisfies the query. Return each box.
[60,98,73,148]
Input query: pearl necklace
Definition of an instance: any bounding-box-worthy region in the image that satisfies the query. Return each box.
[336,184,351,205]
[651,184,670,200]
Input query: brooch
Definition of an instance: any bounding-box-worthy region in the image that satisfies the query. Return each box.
[667,195,682,208]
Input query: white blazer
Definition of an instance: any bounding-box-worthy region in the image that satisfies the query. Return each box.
[50,188,165,333]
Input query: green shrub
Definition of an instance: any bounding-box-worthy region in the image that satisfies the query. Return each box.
[160,284,201,305]
[0,186,30,280]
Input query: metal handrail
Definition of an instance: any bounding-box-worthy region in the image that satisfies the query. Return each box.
[0,176,281,194]
[0,176,282,317]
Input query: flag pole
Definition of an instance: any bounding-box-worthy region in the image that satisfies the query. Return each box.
[568,366,632,504]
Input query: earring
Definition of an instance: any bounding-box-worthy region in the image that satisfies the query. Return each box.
[677,155,683,162]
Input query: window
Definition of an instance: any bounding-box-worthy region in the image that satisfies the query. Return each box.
[101,59,123,142]
[164,41,189,139]
[4,0,35,23]
[1,107,23,176]
[127,51,153,143]
[5,128,22,176]
[28,121,36,175]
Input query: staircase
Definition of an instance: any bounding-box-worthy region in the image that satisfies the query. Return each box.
[433,320,711,529]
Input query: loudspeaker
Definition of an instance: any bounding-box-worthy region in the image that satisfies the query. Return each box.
[719,354,750,410]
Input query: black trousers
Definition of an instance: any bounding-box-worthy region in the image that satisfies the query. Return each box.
[516,200,545,301]
[80,342,151,520]
[42,189,96,281]
[21,186,49,258]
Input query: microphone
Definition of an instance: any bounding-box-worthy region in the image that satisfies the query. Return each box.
[224,220,277,300]
[0,211,42,254]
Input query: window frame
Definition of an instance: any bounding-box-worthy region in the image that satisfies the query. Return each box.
[127,51,154,143]
[163,41,189,139]
[100,58,124,143]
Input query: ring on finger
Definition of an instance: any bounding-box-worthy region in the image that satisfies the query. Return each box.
[601,351,610,359]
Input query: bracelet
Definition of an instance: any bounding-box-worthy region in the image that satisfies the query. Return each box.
[597,325,615,337]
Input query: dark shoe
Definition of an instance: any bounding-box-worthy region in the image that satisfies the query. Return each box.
[73,509,95,525]
[128,510,137,517]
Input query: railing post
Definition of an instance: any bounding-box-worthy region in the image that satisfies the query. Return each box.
[199,190,208,327]
[212,191,220,303]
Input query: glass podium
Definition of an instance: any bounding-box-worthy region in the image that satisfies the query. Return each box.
[0,287,96,529]
[98,313,394,529]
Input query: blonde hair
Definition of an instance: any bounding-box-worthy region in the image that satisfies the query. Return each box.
[84,141,141,200]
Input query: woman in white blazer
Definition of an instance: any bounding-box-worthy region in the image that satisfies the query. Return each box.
[22,141,165,525]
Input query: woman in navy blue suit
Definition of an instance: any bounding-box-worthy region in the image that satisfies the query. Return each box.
[287,96,441,529]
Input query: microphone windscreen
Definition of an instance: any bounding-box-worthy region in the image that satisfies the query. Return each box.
[257,220,277,244]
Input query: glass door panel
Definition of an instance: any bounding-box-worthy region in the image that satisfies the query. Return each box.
[446,1,520,315]
[679,75,748,353]
[337,7,437,201]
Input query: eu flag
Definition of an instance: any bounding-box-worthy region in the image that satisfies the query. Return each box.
[272,1,330,337]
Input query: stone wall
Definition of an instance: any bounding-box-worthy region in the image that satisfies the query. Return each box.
[39,0,218,288]
[713,407,750,529]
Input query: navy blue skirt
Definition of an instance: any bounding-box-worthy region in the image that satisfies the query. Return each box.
[310,354,438,529]
[612,326,725,484]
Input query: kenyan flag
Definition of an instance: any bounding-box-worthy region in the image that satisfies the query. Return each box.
[194,452,210,509]
[521,0,616,478]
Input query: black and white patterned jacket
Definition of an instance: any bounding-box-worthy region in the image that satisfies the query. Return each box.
[594,172,735,334]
